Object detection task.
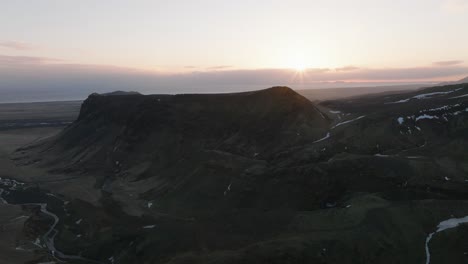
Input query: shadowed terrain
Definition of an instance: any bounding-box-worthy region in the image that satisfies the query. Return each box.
[2,83,468,263]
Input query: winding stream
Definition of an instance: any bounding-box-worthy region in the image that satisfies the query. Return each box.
[0,177,103,264]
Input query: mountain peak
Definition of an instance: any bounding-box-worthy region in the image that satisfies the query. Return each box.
[262,86,295,93]
[458,76,468,83]
[90,91,142,97]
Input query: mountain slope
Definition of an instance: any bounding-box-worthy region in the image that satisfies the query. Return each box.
[20,87,333,214]
[458,76,468,83]
[437,76,468,86]
[318,83,468,196]
[11,84,468,264]
[40,86,329,174]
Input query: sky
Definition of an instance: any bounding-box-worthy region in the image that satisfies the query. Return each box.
[1,0,468,101]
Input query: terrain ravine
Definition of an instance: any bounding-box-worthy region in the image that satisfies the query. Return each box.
[3,176,468,264]
[0,177,103,264]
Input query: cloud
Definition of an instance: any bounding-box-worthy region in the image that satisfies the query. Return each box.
[183,66,468,83]
[433,60,464,66]
[0,55,60,65]
[207,65,233,70]
[0,41,34,50]
[331,66,468,81]
[1,54,468,102]
[334,66,360,72]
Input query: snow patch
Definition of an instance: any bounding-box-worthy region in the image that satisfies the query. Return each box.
[388,87,463,104]
[223,183,232,196]
[449,93,468,99]
[332,116,365,129]
[374,154,390,157]
[313,132,330,143]
[413,91,455,99]
[415,114,439,122]
[425,215,468,264]
[421,104,460,113]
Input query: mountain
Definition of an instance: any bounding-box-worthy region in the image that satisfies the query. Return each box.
[458,76,468,83]
[437,76,468,86]
[297,84,425,101]
[11,84,468,264]
[99,91,142,96]
[39,86,329,175]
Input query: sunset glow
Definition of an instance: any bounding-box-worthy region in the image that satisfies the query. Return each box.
[1,0,468,98]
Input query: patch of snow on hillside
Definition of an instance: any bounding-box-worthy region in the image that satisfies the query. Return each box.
[224,183,232,196]
[450,93,468,99]
[375,154,390,157]
[415,115,439,121]
[421,104,460,113]
[391,98,410,104]
[313,132,330,143]
[332,116,365,128]
[388,87,463,104]
[413,90,458,99]
[436,216,468,232]
[413,104,468,121]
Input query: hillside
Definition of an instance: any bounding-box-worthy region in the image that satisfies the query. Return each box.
[297,83,425,101]
[7,84,468,264]
[39,86,329,174]
[437,76,468,86]
[458,76,468,83]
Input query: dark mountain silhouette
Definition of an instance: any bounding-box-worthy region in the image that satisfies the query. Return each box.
[51,86,329,171]
[99,90,141,96]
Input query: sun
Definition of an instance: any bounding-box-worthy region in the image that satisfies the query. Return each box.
[286,57,308,72]
[293,62,307,72]
[279,51,313,72]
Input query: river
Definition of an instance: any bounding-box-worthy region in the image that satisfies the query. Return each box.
[0,177,103,264]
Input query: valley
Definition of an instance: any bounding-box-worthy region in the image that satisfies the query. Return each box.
[0,84,467,263]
